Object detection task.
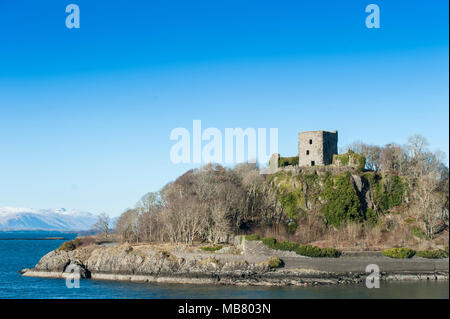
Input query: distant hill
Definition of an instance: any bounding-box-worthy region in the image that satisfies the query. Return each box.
[0,207,98,231]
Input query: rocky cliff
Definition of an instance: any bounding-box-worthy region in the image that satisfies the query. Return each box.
[267,168,408,228]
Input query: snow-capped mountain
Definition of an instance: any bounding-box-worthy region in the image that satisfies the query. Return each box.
[0,207,98,231]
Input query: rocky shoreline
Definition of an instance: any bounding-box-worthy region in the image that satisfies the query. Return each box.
[21,240,449,287]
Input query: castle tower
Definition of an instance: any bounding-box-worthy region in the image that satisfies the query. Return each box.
[298,130,338,166]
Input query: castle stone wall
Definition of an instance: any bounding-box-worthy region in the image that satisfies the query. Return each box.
[322,131,338,165]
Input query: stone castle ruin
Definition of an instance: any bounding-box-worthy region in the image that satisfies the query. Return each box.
[298,130,338,166]
[269,130,365,172]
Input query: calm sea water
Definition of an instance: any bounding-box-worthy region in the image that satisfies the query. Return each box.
[0,231,448,299]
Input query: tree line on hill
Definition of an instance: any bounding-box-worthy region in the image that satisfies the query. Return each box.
[114,134,449,247]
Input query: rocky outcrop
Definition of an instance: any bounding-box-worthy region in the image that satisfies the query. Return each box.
[21,242,450,286]
[31,246,92,278]
[23,244,282,285]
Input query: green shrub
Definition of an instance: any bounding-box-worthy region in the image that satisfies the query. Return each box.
[356,155,366,172]
[321,173,363,227]
[260,238,341,258]
[261,237,277,249]
[333,152,366,171]
[334,153,349,165]
[200,245,223,252]
[244,234,260,241]
[278,156,299,167]
[294,244,319,256]
[274,240,299,251]
[295,245,342,258]
[266,257,283,269]
[365,208,378,226]
[57,237,93,251]
[57,238,85,252]
[383,175,405,209]
[412,226,426,239]
[363,173,406,215]
[278,190,301,232]
[57,240,76,251]
[319,247,342,258]
[382,248,416,258]
[416,249,448,259]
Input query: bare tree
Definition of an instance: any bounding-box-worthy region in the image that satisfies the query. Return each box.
[344,141,384,171]
[380,143,408,174]
[116,209,139,242]
[94,212,111,240]
[136,192,164,214]
[416,173,443,238]
[403,135,449,238]
[407,134,429,160]
[209,202,231,243]
[135,192,164,242]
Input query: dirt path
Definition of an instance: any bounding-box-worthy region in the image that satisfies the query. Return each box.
[172,240,449,273]
[281,256,449,272]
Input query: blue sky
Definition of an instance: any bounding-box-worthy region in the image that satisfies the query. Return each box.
[0,1,448,217]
